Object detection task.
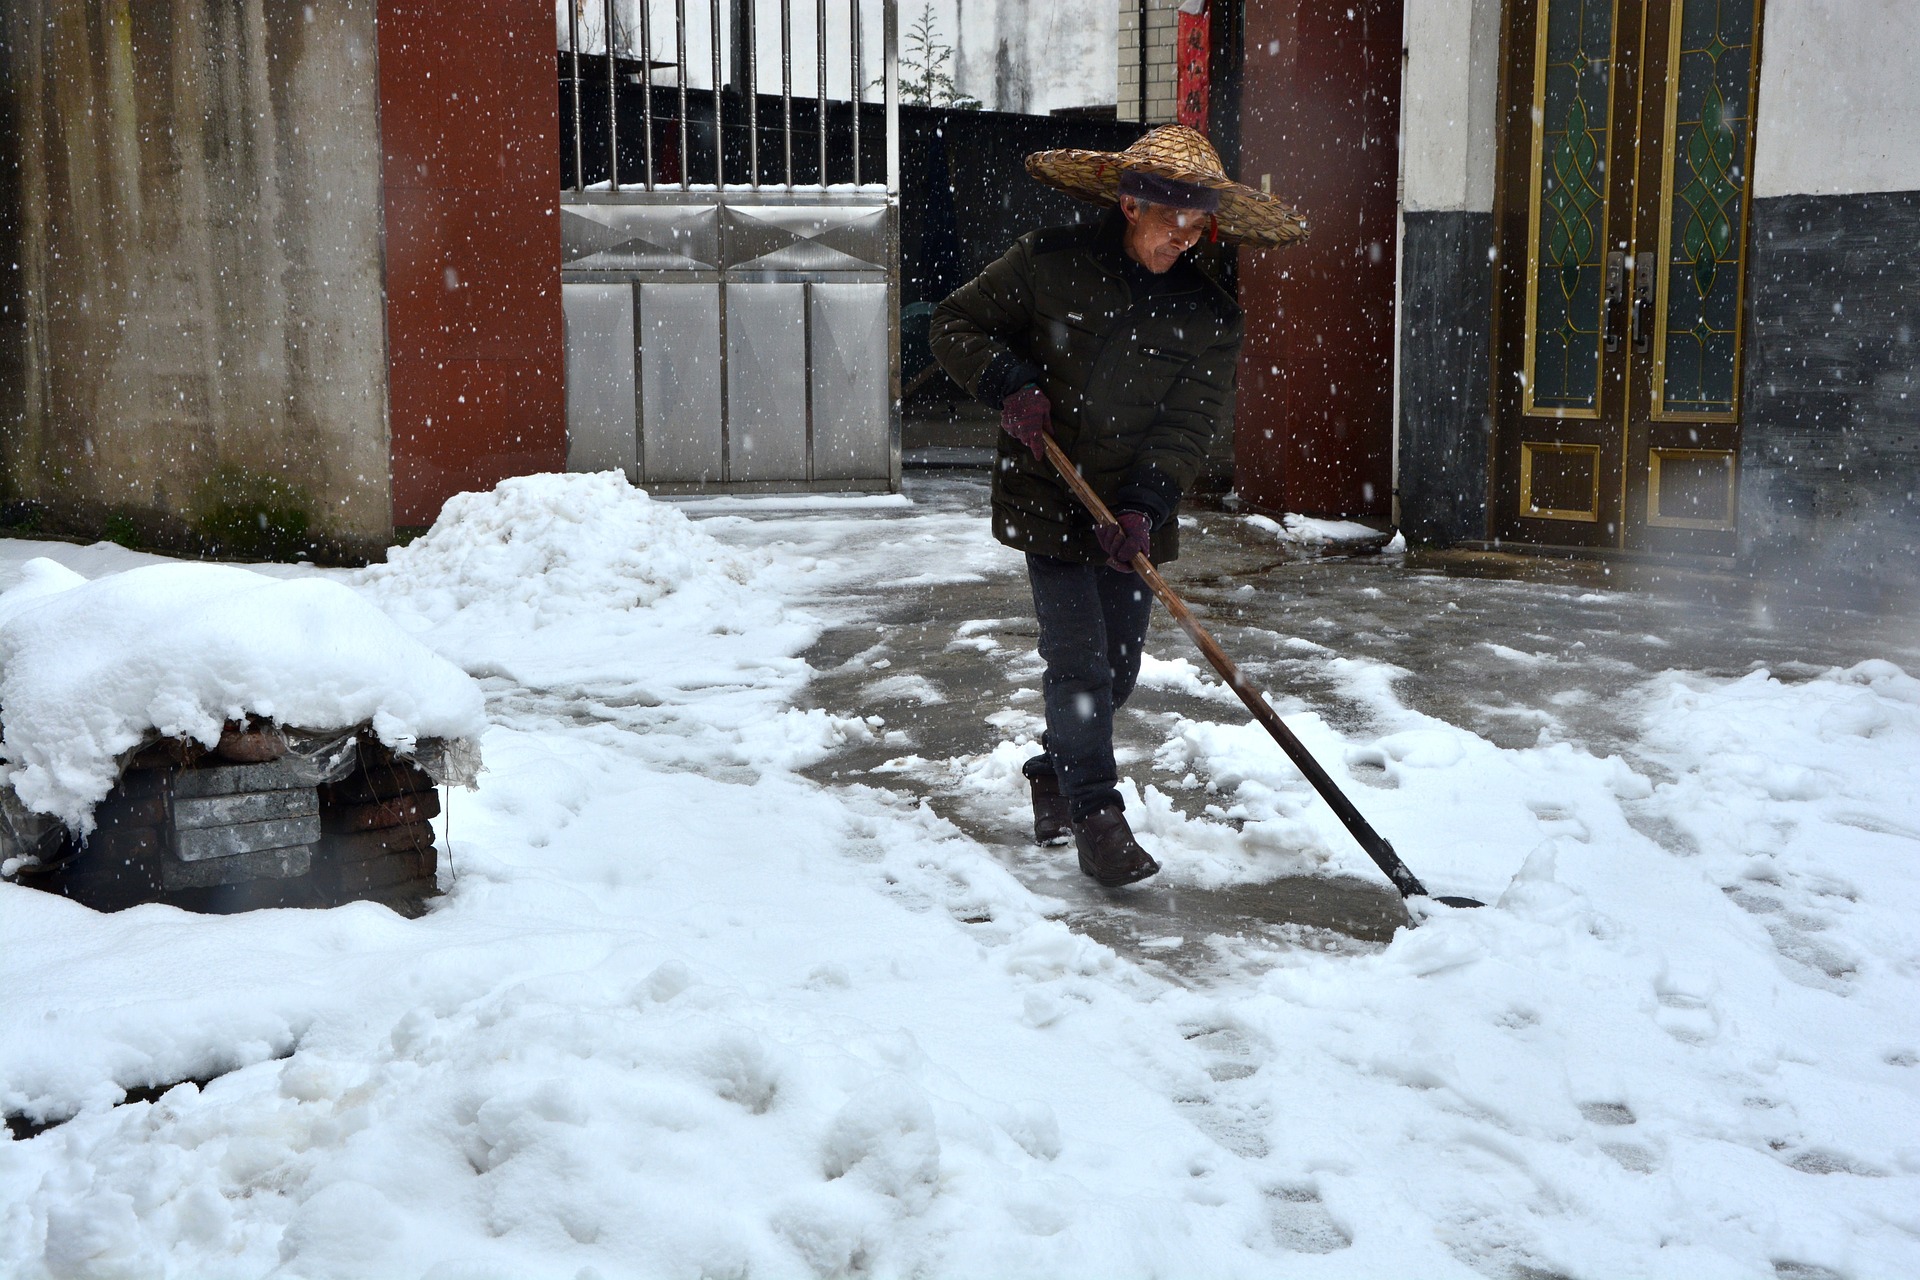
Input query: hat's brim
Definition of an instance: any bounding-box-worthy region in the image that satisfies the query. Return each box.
[1025,148,1308,249]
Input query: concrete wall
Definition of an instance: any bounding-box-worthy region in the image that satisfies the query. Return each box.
[1236,0,1403,520]
[1395,0,1500,542]
[0,0,394,559]
[1738,0,1920,591]
[1751,0,1920,198]
[1400,0,1500,215]
[379,0,566,530]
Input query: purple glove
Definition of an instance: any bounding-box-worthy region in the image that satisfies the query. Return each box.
[1097,510,1152,572]
[1000,386,1053,460]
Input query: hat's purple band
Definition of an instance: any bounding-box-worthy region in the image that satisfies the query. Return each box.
[1118,169,1223,212]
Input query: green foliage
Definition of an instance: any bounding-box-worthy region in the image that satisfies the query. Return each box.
[894,2,981,110]
[102,513,139,548]
[193,468,316,561]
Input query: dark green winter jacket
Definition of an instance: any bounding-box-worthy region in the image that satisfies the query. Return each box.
[929,209,1243,564]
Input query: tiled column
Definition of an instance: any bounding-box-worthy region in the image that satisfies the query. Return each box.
[1118,0,1184,124]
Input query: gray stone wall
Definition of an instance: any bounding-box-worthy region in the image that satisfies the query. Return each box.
[1739,190,1920,595]
[1397,211,1493,545]
[0,0,392,559]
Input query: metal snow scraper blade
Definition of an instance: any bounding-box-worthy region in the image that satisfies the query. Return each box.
[1042,437,1483,909]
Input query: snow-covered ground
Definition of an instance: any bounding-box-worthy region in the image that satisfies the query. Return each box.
[2,473,1917,1279]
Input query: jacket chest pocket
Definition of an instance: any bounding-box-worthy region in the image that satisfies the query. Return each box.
[1036,308,1104,363]
[1105,337,1199,406]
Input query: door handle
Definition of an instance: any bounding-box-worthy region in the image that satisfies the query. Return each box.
[1604,251,1626,353]
[1630,254,1654,354]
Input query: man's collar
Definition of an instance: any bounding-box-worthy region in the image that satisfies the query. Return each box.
[1090,208,1132,277]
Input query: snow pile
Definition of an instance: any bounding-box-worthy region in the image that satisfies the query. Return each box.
[1131,652,1243,705]
[1245,512,1394,547]
[0,560,484,832]
[357,471,813,705]
[359,471,758,632]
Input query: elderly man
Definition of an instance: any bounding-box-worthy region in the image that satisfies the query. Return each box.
[929,125,1304,887]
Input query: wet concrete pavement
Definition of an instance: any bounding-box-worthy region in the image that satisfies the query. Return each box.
[790,473,1920,977]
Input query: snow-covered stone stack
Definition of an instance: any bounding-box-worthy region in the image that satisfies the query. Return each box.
[19,724,467,916]
[0,559,486,917]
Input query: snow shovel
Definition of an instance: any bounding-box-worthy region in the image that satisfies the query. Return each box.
[1042,437,1482,908]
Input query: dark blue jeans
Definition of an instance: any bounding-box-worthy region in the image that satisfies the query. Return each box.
[1023,552,1156,820]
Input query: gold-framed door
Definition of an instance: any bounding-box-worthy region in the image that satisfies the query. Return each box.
[1491,0,1765,555]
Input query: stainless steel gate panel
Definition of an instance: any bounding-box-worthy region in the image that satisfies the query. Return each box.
[723,205,890,277]
[562,204,720,273]
[558,1,900,493]
[563,283,638,477]
[638,283,724,484]
[810,283,891,481]
[725,283,810,482]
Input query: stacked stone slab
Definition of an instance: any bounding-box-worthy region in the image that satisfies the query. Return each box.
[15,723,457,917]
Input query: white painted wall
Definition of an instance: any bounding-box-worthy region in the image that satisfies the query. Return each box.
[1400,0,1501,213]
[1752,0,1920,197]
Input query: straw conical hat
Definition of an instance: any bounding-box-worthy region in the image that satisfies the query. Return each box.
[1025,124,1308,249]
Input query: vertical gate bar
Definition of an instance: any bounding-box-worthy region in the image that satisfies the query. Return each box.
[885,0,900,488]
[781,0,793,184]
[711,0,724,185]
[605,0,619,189]
[641,0,655,188]
[850,0,860,186]
[676,0,689,189]
[569,0,583,190]
[883,0,897,196]
[815,0,827,185]
[1136,0,1147,122]
[746,0,758,184]
[803,282,815,480]
[718,271,731,483]
[632,285,646,481]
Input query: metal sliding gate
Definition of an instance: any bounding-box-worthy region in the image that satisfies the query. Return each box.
[559,0,901,492]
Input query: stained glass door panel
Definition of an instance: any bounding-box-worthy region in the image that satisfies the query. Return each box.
[1492,0,1641,549]
[1624,0,1762,555]
[1654,0,1758,418]
[1492,0,1763,555]
[1525,0,1617,415]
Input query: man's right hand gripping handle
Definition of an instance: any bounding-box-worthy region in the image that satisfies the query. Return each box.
[1000,386,1053,461]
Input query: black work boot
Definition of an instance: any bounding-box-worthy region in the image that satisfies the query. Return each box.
[1071,803,1160,887]
[1025,768,1073,846]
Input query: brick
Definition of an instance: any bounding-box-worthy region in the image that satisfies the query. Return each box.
[162,843,312,890]
[174,788,318,831]
[321,761,434,807]
[56,842,164,908]
[175,815,323,862]
[324,790,440,834]
[328,822,436,863]
[338,848,436,894]
[96,791,169,828]
[174,758,333,798]
[363,887,435,919]
[89,825,160,861]
[168,870,324,911]
[126,739,200,770]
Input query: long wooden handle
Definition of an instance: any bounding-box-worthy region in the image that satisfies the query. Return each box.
[1040,436,1432,900]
